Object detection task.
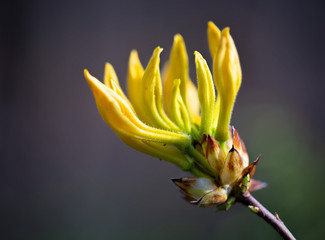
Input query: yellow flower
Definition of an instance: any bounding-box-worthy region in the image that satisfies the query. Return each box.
[85,21,264,208]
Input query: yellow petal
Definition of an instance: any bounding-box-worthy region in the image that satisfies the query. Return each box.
[186,79,201,125]
[164,34,189,116]
[104,62,118,87]
[84,69,190,148]
[213,28,242,142]
[169,79,191,133]
[194,51,216,137]
[207,22,222,132]
[207,21,221,59]
[118,134,193,171]
[212,96,220,131]
[141,47,180,131]
[127,50,148,121]
[104,62,133,110]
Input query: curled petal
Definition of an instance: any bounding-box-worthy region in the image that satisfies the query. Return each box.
[127,50,147,121]
[85,70,190,148]
[104,63,118,88]
[164,34,189,115]
[142,47,180,131]
[170,79,191,133]
[207,22,222,134]
[214,28,242,98]
[220,147,244,185]
[194,51,216,137]
[207,21,221,59]
[104,63,133,110]
[214,28,242,142]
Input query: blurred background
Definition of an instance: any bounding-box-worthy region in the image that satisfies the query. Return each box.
[2,0,325,239]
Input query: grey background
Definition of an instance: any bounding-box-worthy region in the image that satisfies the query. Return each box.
[2,0,325,239]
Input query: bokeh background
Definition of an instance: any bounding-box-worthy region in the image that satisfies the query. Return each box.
[2,0,325,239]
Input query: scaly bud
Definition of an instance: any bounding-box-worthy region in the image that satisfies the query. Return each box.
[232,127,249,166]
[206,135,226,174]
[172,177,229,207]
[220,147,244,185]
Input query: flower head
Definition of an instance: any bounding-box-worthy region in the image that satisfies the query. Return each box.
[85,21,265,209]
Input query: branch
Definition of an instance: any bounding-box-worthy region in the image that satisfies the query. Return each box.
[237,192,296,240]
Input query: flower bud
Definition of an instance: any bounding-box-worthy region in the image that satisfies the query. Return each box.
[194,51,215,137]
[213,28,242,142]
[207,21,221,59]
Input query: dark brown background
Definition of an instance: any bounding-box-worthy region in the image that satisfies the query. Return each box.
[2,0,325,239]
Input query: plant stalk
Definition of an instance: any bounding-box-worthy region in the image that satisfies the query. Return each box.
[237,192,296,240]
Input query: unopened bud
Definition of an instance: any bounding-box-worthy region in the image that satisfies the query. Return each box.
[213,28,242,142]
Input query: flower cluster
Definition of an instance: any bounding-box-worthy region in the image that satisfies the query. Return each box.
[85,21,263,209]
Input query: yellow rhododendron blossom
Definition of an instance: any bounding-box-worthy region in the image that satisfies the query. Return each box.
[85,21,264,208]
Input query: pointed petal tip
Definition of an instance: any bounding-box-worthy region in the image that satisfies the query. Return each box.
[207,21,220,32]
[84,69,94,84]
[105,62,113,68]
[84,69,95,88]
[207,21,215,27]
[174,33,184,43]
[194,51,204,61]
[206,135,218,154]
[130,49,138,55]
[240,154,261,180]
[129,50,141,63]
[222,27,230,35]
[84,69,109,94]
[153,46,163,55]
